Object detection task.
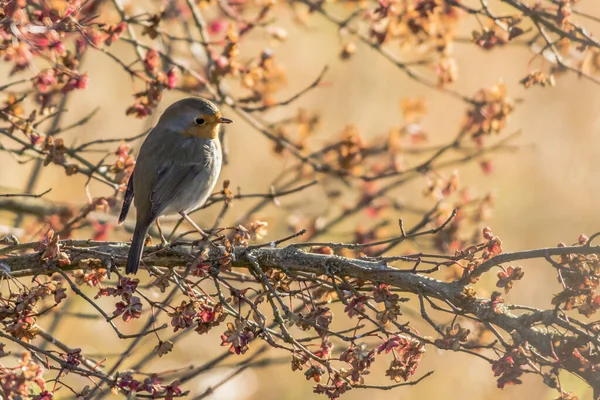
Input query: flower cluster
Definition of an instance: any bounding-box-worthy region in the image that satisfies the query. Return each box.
[377,335,425,382]
[117,373,182,399]
[0,352,46,399]
[552,235,600,317]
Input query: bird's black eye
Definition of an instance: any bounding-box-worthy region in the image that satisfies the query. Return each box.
[195,117,205,125]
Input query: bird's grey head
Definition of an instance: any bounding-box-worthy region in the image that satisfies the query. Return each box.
[157,97,233,140]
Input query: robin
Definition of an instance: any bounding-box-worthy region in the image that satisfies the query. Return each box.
[118,97,232,274]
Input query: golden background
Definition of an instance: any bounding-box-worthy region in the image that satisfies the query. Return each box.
[1,1,599,399]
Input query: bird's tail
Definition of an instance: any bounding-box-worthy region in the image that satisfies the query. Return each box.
[126,222,149,274]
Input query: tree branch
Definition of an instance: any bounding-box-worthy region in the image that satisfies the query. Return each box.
[2,240,599,390]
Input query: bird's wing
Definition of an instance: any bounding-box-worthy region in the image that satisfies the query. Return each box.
[149,163,205,218]
[118,170,135,224]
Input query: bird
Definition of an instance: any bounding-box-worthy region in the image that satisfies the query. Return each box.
[118,97,232,275]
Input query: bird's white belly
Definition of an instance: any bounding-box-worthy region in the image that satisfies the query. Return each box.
[162,174,216,215]
[162,147,221,215]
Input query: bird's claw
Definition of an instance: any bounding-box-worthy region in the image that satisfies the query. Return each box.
[156,237,169,249]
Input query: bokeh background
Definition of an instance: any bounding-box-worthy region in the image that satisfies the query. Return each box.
[1,1,600,399]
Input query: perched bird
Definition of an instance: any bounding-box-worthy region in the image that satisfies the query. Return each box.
[118,97,232,274]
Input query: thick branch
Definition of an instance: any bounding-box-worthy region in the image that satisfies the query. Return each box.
[2,240,599,390]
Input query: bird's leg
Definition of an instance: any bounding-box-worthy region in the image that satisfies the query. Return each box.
[155,219,168,245]
[179,212,209,240]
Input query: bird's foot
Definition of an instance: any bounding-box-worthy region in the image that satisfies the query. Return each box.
[156,236,170,249]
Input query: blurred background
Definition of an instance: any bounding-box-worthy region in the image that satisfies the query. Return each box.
[1,0,600,399]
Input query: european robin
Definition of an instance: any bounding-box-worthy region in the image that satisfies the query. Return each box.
[118,97,232,274]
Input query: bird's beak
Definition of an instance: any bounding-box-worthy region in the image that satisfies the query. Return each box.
[219,117,233,124]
